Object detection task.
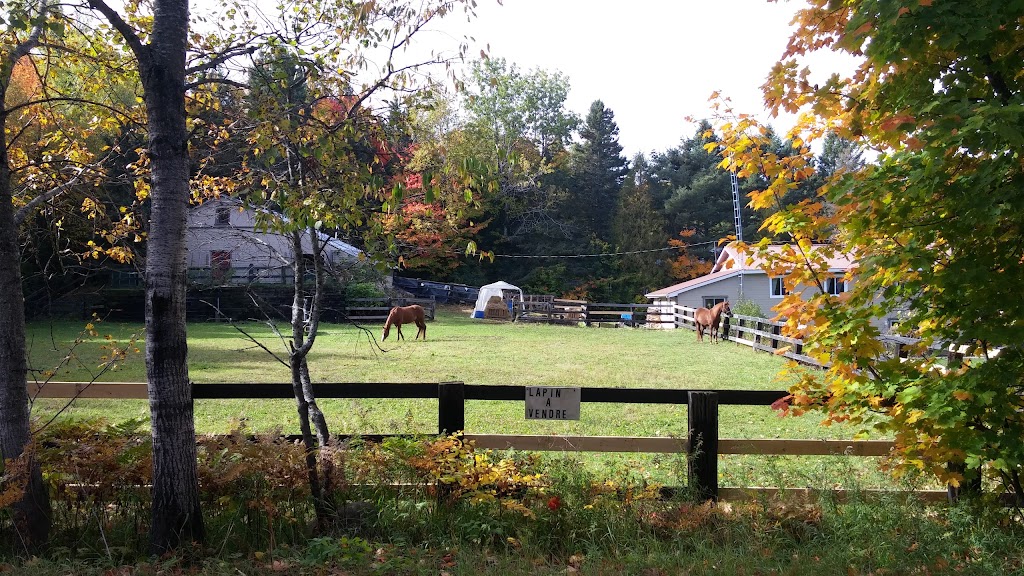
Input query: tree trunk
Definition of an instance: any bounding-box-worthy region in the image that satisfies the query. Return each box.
[289,229,332,524]
[137,0,204,554]
[0,0,54,550]
[0,133,51,551]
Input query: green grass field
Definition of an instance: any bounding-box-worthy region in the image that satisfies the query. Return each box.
[27,306,906,489]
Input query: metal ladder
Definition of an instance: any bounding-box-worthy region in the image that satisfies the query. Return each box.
[730,170,745,300]
[730,171,743,243]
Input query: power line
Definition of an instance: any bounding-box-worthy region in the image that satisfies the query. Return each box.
[489,240,721,259]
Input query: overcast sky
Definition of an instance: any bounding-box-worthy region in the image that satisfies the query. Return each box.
[418,0,857,157]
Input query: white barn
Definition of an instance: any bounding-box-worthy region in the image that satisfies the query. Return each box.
[186,198,361,285]
[645,244,874,327]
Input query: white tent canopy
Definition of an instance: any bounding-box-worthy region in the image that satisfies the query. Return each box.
[471,281,524,318]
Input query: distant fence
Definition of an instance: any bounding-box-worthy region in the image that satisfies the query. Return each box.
[393,276,479,305]
[342,297,437,323]
[516,297,676,328]
[188,292,435,324]
[669,306,959,369]
[35,380,966,504]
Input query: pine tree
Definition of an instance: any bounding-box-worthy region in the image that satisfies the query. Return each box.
[613,154,669,297]
[570,100,629,242]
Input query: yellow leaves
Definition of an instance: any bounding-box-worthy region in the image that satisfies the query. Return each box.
[134,179,150,201]
[952,390,973,401]
[905,409,924,425]
[80,197,100,219]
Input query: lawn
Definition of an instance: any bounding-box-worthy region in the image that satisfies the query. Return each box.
[26,306,904,489]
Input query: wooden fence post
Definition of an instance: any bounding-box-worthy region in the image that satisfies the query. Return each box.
[438,381,465,436]
[687,391,719,501]
[946,462,982,503]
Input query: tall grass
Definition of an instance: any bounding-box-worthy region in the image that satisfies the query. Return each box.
[4,420,1023,574]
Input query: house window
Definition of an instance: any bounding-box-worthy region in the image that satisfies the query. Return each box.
[770,277,789,298]
[825,277,847,296]
[703,297,727,309]
[215,206,230,226]
[211,250,232,283]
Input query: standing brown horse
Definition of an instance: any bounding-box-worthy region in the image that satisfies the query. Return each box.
[694,301,731,343]
[382,305,427,341]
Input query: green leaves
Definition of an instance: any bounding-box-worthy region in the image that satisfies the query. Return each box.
[721,0,1024,494]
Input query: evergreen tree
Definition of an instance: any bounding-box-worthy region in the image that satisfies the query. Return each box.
[612,154,669,298]
[569,100,629,243]
[654,122,746,258]
[818,131,866,179]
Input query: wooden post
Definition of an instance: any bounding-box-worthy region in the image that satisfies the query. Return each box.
[687,391,719,501]
[946,462,982,503]
[721,314,731,342]
[438,381,465,436]
[772,324,781,350]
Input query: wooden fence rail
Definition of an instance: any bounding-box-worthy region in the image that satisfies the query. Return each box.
[668,305,826,367]
[341,297,437,323]
[31,380,960,503]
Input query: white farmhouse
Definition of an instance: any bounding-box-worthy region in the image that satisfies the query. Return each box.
[186,198,361,285]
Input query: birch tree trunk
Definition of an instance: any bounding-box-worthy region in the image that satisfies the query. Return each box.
[141,0,204,553]
[89,0,205,552]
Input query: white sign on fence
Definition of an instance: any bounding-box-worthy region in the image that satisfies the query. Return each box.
[525,386,581,420]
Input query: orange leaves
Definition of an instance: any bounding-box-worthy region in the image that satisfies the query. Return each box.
[6,56,42,106]
[879,113,916,132]
[852,21,874,39]
[667,229,713,281]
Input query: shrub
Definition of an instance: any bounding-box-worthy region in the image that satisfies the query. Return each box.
[730,297,765,318]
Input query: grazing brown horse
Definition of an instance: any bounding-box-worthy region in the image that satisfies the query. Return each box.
[694,301,731,343]
[382,305,427,341]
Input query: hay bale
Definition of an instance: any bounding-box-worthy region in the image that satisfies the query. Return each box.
[484,295,510,320]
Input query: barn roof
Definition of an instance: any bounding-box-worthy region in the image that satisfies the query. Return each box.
[645,268,746,299]
[710,243,853,273]
[645,243,853,300]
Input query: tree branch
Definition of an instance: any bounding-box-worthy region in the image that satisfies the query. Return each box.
[8,0,49,66]
[185,42,261,76]
[4,95,143,126]
[87,0,149,67]
[14,164,99,227]
[184,76,248,91]
[218,310,292,369]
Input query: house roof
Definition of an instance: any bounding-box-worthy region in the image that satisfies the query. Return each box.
[711,243,853,273]
[645,268,746,299]
[645,242,853,300]
[191,197,362,257]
